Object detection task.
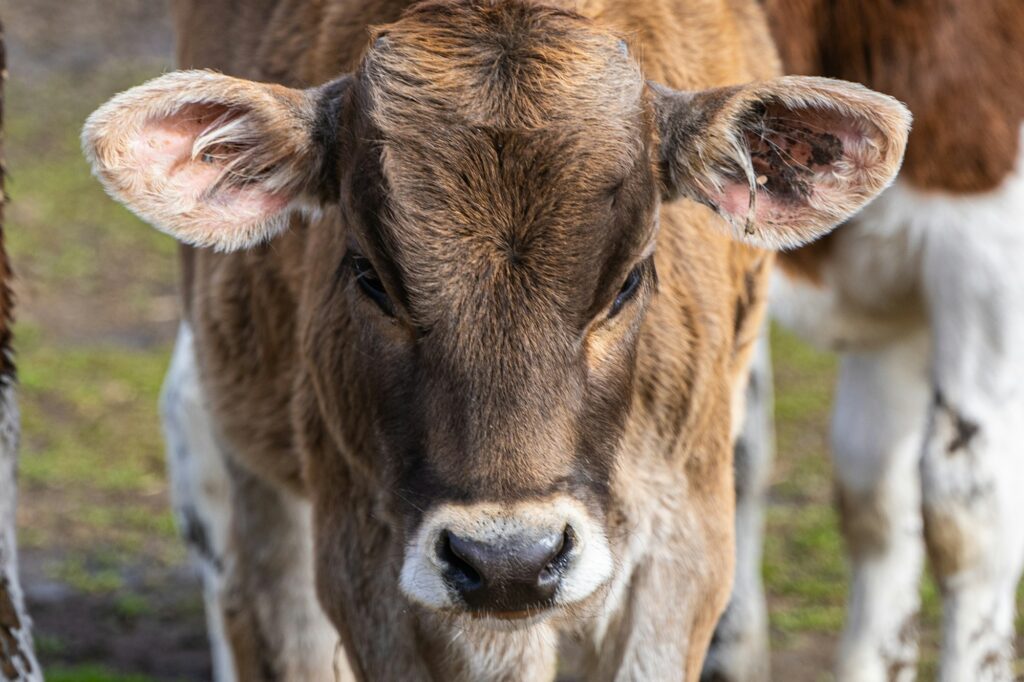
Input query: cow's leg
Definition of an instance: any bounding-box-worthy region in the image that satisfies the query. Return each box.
[702,329,773,682]
[0,384,41,682]
[161,324,236,681]
[919,206,1024,682]
[221,461,351,682]
[162,324,347,681]
[830,331,930,682]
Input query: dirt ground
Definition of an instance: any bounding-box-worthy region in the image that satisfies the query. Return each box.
[2,2,1021,681]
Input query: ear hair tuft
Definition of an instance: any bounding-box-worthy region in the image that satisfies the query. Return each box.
[82,70,353,251]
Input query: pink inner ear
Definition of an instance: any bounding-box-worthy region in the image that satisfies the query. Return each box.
[713,101,883,230]
[717,184,756,220]
[715,179,803,231]
[118,102,294,243]
[128,104,238,200]
[746,103,848,203]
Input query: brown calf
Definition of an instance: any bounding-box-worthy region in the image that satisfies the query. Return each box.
[84,1,909,679]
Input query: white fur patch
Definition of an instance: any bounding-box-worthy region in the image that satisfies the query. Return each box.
[161,324,238,682]
[161,324,344,681]
[0,384,42,681]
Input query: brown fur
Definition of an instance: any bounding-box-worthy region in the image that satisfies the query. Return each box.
[0,578,28,681]
[767,0,1024,283]
[767,0,1024,194]
[0,23,12,387]
[922,507,970,582]
[79,0,909,678]
[836,485,891,558]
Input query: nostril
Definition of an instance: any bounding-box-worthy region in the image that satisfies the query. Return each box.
[439,530,483,591]
[538,525,575,586]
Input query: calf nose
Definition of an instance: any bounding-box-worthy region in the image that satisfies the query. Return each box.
[438,527,573,613]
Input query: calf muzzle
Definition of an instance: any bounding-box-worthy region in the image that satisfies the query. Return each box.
[439,526,574,614]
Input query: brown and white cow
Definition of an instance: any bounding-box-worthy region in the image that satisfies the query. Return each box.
[83,1,908,679]
[0,21,41,682]
[708,1,1024,681]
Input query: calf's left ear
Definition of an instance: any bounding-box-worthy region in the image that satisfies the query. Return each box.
[654,76,911,249]
[83,70,349,251]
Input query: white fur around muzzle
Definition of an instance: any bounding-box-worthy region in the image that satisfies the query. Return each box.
[399,497,614,614]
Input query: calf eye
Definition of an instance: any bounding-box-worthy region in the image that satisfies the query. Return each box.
[350,254,395,317]
[609,264,643,318]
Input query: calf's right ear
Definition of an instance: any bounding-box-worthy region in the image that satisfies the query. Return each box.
[82,70,350,251]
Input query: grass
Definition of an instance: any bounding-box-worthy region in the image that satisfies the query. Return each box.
[3,59,193,680]
[7,64,182,566]
[5,69,179,297]
[45,666,159,682]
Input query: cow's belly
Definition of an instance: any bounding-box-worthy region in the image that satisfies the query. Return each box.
[771,136,1024,353]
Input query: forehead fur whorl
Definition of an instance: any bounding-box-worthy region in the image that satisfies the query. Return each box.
[347,0,656,332]
[361,0,644,133]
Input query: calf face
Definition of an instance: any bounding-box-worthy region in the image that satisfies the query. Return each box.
[84,0,908,623]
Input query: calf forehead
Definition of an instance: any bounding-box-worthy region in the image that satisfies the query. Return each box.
[352,0,652,325]
[363,0,644,132]
[378,127,648,314]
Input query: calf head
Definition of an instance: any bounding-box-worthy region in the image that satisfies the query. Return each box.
[84,0,909,624]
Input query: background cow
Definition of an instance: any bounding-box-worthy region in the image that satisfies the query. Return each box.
[0,20,41,682]
[709,1,1024,681]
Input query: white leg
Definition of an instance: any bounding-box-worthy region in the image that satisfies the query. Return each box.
[831,332,930,682]
[919,204,1024,682]
[0,385,41,682]
[702,329,773,682]
[161,324,349,681]
[161,324,236,682]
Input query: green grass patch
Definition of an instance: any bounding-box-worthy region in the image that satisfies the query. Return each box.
[51,555,124,594]
[44,665,160,682]
[17,324,171,493]
[15,324,181,561]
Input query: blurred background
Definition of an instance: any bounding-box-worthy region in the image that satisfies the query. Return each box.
[1,1,1020,681]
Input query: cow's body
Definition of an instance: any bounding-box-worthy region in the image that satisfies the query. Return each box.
[0,22,41,682]
[710,2,1024,681]
[84,0,909,679]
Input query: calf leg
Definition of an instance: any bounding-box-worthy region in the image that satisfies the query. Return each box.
[921,388,1023,682]
[702,330,774,682]
[0,385,40,682]
[831,332,930,682]
[161,325,235,681]
[162,324,347,681]
[221,461,349,682]
[920,212,1024,682]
